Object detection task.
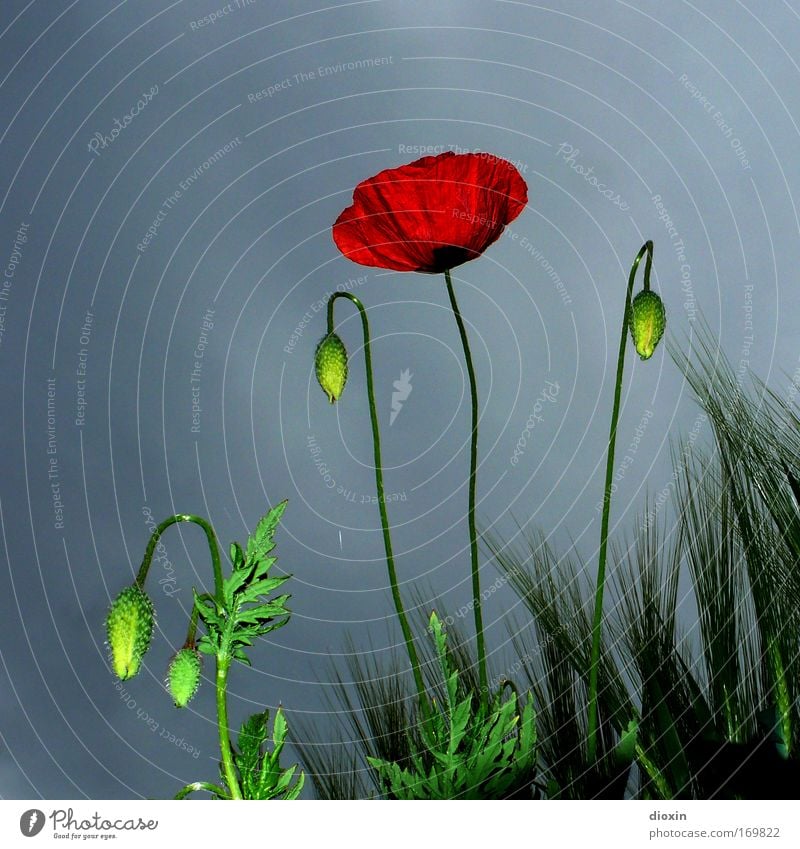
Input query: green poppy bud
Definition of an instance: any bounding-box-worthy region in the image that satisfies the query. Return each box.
[106,584,155,680]
[315,333,348,403]
[167,647,202,708]
[629,290,666,360]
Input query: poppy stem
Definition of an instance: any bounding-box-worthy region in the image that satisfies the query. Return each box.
[134,514,240,798]
[444,269,489,709]
[326,292,428,710]
[586,241,653,764]
[135,514,223,603]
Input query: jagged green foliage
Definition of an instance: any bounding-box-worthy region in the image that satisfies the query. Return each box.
[232,708,305,800]
[174,502,304,800]
[194,501,291,666]
[366,613,537,800]
[296,605,539,799]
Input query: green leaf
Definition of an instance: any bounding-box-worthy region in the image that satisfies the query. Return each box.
[616,718,638,765]
[239,576,289,603]
[229,542,245,570]
[246,501,287,564]
[231,647,252,666]
[196,633,218,655]
[234,707,304,800]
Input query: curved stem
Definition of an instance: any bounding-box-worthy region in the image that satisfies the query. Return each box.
[586,241,653,763]
[135,514,223,603]
[327,292,427,707]
[444,270,488,709]
[134,515,240,797]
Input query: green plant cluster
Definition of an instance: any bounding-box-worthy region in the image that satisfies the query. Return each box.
[368,613,537,799]
[105,501,304,801]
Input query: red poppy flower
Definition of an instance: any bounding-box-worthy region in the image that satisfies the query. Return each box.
[332,151,528,274]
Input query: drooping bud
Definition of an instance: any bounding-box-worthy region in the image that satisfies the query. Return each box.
[629,290,666,360]
[315,333,348,403]
[106,584,155,680]
[167,647,202,708]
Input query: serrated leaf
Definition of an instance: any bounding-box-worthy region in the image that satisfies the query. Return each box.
[272,764,296,795]
[229,542,245,570]
[238,711,268,762]
[239,576,289,604]
[196,636,217,655]
[246,501,287,563]
[233,706,305,800]
[231,648,252,666]
[234,599,290,624]
[236,710,268,798]
[273,707,288,746]
[250,557,278,581]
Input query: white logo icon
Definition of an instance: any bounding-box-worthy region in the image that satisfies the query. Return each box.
[390,369,413,425]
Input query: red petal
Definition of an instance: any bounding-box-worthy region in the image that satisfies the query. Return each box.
[332,152,528,274]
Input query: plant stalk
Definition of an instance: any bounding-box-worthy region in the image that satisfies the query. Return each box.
[586,241,653,762]
[216,652,242,799]
[134,513,242,797]
[327,292,427,707]
[444,269,488,708]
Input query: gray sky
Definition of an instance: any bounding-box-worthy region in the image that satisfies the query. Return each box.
[1,0,798,798]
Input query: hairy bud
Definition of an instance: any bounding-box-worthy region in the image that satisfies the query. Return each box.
[315,333,348,403]
[106,584,154,680]
[629,290,666,360]
[167,647,202,708]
